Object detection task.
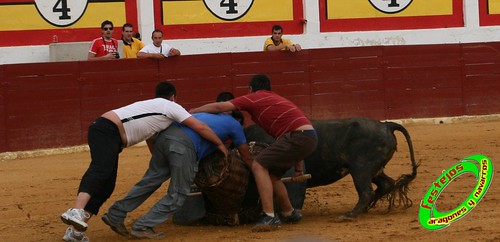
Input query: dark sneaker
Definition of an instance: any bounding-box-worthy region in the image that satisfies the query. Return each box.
[131,228,166,239]
[251,214,281,232]
[102,213,129,237]
[281,209,303,223]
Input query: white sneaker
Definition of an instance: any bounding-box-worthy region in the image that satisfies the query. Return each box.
[62,227,89,242]
[61,208,89,232]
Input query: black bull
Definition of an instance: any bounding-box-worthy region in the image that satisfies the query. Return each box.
[244,117,419,221]
[173,117,419,224]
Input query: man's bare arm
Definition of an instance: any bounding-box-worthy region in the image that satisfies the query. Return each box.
[190,101,236,114]
[146,137,155,154]
[266,43,286,51]
[137,52,164,59]
[236,143,253,167]
[88,52,115,60]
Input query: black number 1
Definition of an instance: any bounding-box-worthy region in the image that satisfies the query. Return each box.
[53,0,71,20]
[220,0,237,14]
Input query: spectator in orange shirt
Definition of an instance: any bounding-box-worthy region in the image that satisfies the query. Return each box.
[121,23,144,58]
[263,25,302,52]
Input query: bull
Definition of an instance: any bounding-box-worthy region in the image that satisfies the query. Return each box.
[174,117,419,225]
[244,117,419,221]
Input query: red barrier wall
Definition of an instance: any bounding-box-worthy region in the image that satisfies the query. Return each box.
[1,43,500,153]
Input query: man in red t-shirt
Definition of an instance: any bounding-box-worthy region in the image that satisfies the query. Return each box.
[88,20,120,60]
[191,74,318,232]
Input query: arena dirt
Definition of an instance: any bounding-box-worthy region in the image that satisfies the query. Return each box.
[1,119,499,242]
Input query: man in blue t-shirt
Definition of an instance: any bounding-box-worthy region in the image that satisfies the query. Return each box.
[101,112,252,239]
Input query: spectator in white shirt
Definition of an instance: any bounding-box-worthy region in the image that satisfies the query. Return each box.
[137,29,180,59]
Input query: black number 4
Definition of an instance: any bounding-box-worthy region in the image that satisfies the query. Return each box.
[387,0,400,7]
[220,0,237,14]
[53,0,71,20]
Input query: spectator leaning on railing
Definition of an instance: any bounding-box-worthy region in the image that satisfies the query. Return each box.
[137,29,181,59]
[263,25,302,52]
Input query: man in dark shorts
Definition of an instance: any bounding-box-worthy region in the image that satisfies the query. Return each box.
[191,74,318,232]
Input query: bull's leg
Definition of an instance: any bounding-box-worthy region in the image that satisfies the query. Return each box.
[370,172,395,209]
[336,170,374,222]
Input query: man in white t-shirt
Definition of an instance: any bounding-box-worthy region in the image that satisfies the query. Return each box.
[137,29,181,59]
[59,81,227,242]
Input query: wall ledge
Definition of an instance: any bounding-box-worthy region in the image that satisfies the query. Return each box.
[0,141,147,162]
[2,114,499,161]
[386,114,500,125]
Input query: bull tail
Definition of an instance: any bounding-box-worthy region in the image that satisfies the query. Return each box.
[386,122,420,210]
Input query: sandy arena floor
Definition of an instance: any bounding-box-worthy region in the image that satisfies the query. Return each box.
[1,118,499,242]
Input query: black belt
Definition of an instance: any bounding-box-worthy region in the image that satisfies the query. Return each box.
[293,129,317,138]
[121,113,166,123]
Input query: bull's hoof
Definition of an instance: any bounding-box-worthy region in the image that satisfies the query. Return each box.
[335,214,357,222]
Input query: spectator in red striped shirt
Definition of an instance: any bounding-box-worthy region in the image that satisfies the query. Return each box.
[88,20,120,60]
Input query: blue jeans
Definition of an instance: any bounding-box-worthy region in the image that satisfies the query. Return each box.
[107,125,198,230]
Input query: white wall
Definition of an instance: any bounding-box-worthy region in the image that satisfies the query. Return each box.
[1,46,50,64]
[1,1,499,65]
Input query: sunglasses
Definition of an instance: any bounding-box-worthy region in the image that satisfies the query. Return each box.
[103,27,113,31]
